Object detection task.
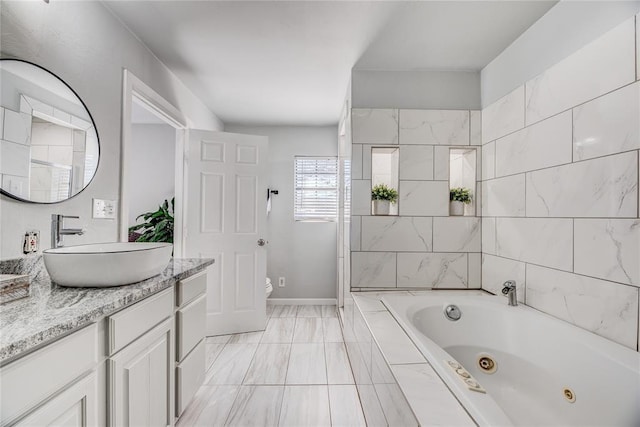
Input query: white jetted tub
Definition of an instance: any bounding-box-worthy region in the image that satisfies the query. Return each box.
[381,293,640,426]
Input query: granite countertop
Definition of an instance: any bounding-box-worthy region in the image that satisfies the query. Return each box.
[0,257,214,364]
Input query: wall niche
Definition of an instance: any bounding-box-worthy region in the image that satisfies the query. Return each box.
[449,147,477,216]
[371,146,399,215]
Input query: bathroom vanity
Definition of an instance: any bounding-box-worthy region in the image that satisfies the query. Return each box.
[0,257,213,427]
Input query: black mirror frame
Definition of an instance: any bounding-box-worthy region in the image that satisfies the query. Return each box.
[0,58,101,204]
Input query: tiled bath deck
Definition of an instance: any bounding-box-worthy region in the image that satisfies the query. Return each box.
[178,304,366,427]
[344,290,492,426]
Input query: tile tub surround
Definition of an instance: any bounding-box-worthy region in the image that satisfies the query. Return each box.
[351,108,482,291]
[179,304,367,427]
[481,17,640,351]
[344,291,483,426]
[0,256,214,362]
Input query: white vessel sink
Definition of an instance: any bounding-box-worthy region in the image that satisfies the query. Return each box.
[43,242,173,287]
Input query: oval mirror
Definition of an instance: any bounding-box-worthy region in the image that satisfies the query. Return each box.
[0,59,99,203]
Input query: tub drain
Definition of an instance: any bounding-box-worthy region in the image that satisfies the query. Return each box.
[563,387,576,403]
[477,354,497,374]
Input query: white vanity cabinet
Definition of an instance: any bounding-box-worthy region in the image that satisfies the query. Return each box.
[16,372,98,427]
[174,271,207,417]
[107,288,174,427]
[0,267,209,427]
[1,323,100,427]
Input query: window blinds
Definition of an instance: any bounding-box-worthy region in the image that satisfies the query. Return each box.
[294,156,338,221]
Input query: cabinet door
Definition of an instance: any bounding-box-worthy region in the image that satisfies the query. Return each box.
[109,318,174,427]
[17,372,97,427]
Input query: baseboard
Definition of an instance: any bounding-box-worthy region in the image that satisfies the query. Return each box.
[268,298,337,305]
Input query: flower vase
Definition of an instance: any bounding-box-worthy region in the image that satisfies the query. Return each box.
[450,201,464,216]
[373,200,391,215]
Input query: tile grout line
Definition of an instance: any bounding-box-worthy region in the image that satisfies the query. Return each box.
[334,313,368,425]
[487,79,637,143]
[571,105,574,164]
[322,329,333,427]
[221,378,244,426]
[572,218,575,273]
[635,15,638,82]
[276,311,297,425]
[489,138,638,181]
[483,253,639,290]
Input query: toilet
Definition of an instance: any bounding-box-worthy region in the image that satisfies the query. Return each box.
[265,277,273,298]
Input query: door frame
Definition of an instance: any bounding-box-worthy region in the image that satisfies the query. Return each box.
[119,70,187,256]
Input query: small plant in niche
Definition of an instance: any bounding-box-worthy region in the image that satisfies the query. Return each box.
[449,187,472,216]
[371,183,398,215]
[129,198,174,243]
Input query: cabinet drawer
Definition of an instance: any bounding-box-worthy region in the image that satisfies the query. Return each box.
[176,339,205,417]
[176,271,206,307]
[176,294,206,362]
[108,288,173,355]
[0,324,98,426]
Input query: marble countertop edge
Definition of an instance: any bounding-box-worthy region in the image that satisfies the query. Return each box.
[0,257,214,364]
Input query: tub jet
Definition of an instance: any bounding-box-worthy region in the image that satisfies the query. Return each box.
[563,388,576,403]
[477,354,498,374]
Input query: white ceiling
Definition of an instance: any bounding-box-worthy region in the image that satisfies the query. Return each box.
[105,1,556,126]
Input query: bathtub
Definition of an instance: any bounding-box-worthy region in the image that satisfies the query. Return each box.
[381,293,640,427]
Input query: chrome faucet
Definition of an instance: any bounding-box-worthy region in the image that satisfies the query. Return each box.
[501,280,518,306]
[51,214,84,249]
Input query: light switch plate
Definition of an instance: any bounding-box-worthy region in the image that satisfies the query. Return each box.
[93,198,117,219]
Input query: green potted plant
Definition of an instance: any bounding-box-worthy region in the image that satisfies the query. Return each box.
[449,187,472,216]
[128,198,174,243]
[371,183,398,215]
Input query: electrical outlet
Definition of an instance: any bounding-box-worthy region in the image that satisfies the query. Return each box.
[22,230,39,254]
[93,198,116,219]
[278,277,286,287]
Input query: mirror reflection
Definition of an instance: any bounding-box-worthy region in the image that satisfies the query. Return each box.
[0,59,99,203]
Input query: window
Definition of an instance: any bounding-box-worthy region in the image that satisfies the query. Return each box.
[294,156,338,221]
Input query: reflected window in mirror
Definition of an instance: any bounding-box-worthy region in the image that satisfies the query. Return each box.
[0,59,100,203]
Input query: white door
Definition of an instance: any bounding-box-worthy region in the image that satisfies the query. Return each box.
[185,130,268,336]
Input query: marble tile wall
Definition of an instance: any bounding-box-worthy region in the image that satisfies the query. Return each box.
[481,16,640,351]
[351,108,482,290]
[0,106,33,199]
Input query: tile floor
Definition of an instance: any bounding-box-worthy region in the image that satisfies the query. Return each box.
[178,305,366,427]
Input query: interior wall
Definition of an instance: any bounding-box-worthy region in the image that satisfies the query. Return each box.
[225,124,339,300]
[351,70,480,110]
[0,1,222,259]
[481,0,640,107]
[350,108,482,290]
[481,16,640,351]
[338,85,353,309]
[127,124,175,228]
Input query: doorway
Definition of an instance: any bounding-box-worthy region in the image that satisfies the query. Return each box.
[126,99,177,243]
[120,70,187,256]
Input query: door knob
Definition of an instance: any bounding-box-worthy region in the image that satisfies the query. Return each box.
[257,239,267,246]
